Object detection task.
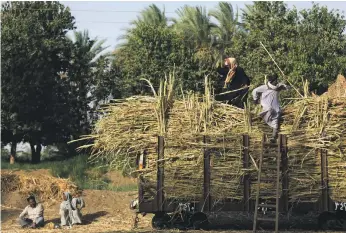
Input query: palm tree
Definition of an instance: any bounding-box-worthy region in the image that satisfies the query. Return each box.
[209,2,240,44]
[173,5,216,48]
[68,30,109,64]
[131,4,168,27]
[241,3,255,30]
[118,4,169,49]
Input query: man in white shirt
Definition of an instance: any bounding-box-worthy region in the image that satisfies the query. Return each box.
[252,74,289,142]
[18,196,44,228]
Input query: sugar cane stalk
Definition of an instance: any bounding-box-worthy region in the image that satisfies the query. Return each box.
[260,41,303,98]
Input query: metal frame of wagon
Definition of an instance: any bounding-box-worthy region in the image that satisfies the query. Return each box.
[136,133,340,228]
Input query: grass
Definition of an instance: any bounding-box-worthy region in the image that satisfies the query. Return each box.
[1,157,64,170]
[1,154,137,192]
[109,183,138,192]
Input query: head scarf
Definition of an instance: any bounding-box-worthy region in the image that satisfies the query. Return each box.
[267,81,287,91]
[267,81,278,90]
[62,192,73,210]
[61,192,74,226]
[224,57,238,87]
[64,192,72,200]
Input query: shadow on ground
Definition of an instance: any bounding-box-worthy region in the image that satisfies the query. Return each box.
[83,211,108,225]
[1,209,21,222]
[31,211,109,226]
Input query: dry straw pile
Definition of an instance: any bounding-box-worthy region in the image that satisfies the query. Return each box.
[77,74,346,204]
[1,171,78,201]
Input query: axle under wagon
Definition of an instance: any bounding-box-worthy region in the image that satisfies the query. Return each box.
[131,134,346,231]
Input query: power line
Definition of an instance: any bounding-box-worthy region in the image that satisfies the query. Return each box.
[2,17,136,24]
[3,8,177,14]
[74,9,176,14]
[75,21,130,24]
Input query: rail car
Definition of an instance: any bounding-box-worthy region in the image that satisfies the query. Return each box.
[131,134,346,231]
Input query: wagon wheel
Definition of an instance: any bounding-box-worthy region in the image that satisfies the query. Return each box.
[188,212,209,230]
[318,211,344,230]
[151,212,171,229]
[335,211,346,230]
[340,217,346,230]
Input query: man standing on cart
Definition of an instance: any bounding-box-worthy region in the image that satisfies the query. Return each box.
[252,74,289,143]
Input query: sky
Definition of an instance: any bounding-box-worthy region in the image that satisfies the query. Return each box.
[62,1,346,52]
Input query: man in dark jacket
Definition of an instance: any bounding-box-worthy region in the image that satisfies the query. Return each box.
[215,57,250,108]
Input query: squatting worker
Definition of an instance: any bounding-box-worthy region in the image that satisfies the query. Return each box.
[71,190,85,225]
[60,192,73,227]
[60,191,85,227]
[18,195,44,228]
[252,74,290,143]
[216,57,251,108]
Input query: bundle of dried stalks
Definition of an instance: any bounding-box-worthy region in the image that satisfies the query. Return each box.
[77,74,346,203]
[281,96,346,202]
[1,171,78,201]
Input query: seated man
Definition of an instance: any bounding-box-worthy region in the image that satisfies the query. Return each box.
[215,57,251,108]
[18,195,44,228]
[252,74,289,142]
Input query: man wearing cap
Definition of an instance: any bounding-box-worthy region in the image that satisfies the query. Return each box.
[216,57,251,108]
[252,74,289,142]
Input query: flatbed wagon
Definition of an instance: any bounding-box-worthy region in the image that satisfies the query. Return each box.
[132,134,346,231]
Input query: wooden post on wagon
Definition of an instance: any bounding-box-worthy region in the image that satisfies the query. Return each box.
[157,136,165,212]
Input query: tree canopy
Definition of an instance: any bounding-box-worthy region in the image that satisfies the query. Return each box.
[2,1,346,163]
[1,1,115,162]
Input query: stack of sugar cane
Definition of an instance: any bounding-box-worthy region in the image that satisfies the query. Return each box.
[1,171,78,201]
[77,74,346,203]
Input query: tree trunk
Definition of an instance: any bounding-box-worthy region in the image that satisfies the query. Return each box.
[30,142,42,164]
[36,143,42,163]
[10,141,16,164]
[30,142,36,163]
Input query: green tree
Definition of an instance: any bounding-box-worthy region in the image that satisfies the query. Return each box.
[131,4,168,27]
[240,1,298,88]
[174,5,216,48]
[115,24,186,95]
[173,5,222,88]
[116,20,224,95]
[66,30,109,138]
[209,1,240,62]
[89,55,123,122]
[1,1,75,163]
[69,30,108,63]
[289,4,346,94]
[238,1,346,96]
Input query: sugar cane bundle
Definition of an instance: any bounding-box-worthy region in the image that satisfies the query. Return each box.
[1,173,20,192]
[77,74,346,204]
[74,96,159,174]
[281,93,346,202]
[1,171,78,201]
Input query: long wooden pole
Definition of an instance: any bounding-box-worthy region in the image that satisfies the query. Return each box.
[260,42,303,98]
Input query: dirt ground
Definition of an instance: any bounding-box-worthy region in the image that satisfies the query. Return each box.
[1,169,150,233]
[1,170,345,233]
[1,189,153,233]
